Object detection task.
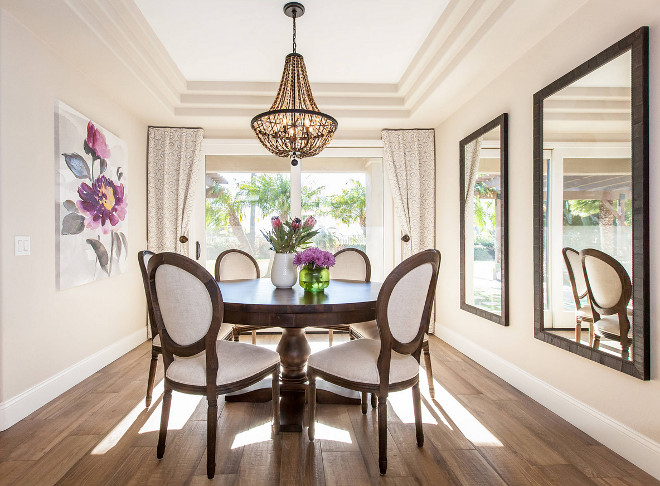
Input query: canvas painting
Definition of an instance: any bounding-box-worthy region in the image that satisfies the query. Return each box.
[55,101,129,290]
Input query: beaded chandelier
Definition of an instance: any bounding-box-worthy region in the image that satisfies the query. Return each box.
[251,2,338,166]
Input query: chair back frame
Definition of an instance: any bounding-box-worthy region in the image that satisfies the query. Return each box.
[148,252,225,394]
[375,249,440,397]
[562,247,588,310]
[581,248,632,340]
[214,249,260,282]
[138,250,157,339]
[332,248,371,282]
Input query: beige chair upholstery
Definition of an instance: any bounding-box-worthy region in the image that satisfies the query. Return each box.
[582,249,633,360]
[308,249,441,476]
[331,249,370,281]
[147,252,280,480]
[166,340,280,387]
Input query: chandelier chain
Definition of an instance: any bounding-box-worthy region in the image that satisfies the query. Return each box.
[292,8,297,53]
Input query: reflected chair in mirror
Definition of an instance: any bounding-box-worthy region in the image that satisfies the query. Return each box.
[138,250,233,408]
[562,247,594,345]
[582,249,633,360]
[214,249,265,344]
[148,252,280,479]
[308,249,440,475]
[342,249,436,399]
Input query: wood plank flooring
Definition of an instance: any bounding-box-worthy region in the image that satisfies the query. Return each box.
[0,334,656,486]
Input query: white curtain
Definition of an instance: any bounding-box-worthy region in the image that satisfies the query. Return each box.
[147,127,203,255]
[382,129,436,331]
[464,137,483,207]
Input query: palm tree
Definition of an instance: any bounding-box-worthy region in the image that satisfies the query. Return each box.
[206,184,253,252]
[327,179,367,235]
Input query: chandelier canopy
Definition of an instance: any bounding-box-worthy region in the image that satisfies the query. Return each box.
[251,2,338,165]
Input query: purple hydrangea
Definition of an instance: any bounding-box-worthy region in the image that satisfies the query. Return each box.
[293,247,335,269]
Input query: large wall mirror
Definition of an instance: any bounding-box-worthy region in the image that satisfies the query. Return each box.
[460,114,508,325]
[533,28,649,379]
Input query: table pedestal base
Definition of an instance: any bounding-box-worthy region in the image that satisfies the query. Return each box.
[225,328,361,432]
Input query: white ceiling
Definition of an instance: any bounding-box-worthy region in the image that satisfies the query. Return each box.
[0,0,589,139]
[134,0,450,84]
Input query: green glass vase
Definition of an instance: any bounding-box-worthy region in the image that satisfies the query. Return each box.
[299,265,330,293]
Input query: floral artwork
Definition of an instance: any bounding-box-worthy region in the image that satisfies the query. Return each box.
[55,101,128,289]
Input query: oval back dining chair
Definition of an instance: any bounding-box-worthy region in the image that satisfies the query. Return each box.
[319,248,373,346]
[581,248,633,360]
[344,248,436,400]
[148,252,280,479]
[214,249,264,344]
[562,247,594,345]
[308,249,441,475]
[139,250,233,408]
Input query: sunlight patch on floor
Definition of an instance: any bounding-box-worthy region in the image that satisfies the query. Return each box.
[91,380,165,455]
[231,422,273,449]
[426,379,502,447]
[388,387,438,425]
[314,422,352,444]
[139,387,203,434]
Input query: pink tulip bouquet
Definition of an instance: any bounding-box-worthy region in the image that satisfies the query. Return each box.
[261,215,319,253]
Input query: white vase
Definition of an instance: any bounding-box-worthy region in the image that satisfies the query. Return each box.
[271,252,298,288]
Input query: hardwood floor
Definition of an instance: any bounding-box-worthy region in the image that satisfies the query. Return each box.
[0,334,656,485]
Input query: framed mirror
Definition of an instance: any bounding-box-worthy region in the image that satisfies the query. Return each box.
[533,27,649,379]
[460,114,508,325]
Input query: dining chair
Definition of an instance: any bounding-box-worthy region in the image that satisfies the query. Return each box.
[562,247,594,345]
[581,248,633,360]
[320,248,372,346]
[308,249,440,475]
[340,248,436,400]
[138,250,233,408]
[147,252,280,479]
[214,249,265,344]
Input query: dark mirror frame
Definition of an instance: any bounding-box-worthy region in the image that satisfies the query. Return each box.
[533,27,649,380]
[460,113,509,326]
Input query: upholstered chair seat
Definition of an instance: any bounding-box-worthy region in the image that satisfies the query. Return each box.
[308,339,419,385]
[594,315,633,338]
[166,340,280,387]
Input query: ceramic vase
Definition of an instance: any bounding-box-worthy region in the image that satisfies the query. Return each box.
[271,252,297,288]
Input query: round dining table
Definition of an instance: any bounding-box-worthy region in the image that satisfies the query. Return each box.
[217,278,381,432]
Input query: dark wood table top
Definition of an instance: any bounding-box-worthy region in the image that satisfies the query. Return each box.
[217,278,381,328]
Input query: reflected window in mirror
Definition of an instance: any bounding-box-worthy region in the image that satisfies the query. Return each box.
[460,114,508,326]
[533,28,648,379]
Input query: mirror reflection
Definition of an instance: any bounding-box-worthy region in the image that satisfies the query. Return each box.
[541,51,633,361]
[460,114,507,325]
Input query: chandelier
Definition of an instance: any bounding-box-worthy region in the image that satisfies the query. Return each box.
[251,2,338,166]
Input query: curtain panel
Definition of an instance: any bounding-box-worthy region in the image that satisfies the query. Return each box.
[382,129,436,331]
[147,127,203,255]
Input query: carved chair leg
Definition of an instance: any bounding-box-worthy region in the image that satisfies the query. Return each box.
[272,369,280,435]
[349,328,355,341]
[589,322,594,347]
[328,329,334,346]
[378,395,388,475]
[412,382,424,447]
[361,392,368,414]
[371,393,377,409]
[593,335,600,351]
[422,341,435,399]
[146,347,159,408]
[232,327,240,342]
[207,397,218,479]
[308,373,316,441]
[251,330,257,345]
[575,316,582,344]
[157,387,172,459]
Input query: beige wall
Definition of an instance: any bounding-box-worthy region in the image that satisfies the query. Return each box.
[434,0,660,447]
[0,10,147,405]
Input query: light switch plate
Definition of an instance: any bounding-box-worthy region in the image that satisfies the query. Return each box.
[15,236,30,256]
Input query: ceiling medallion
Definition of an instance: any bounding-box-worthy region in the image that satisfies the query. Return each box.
[251,2,338,166]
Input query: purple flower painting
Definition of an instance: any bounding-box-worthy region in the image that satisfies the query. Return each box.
[56,101,129,290]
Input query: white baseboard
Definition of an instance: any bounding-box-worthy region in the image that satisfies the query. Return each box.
[435,325,660,481]
[0,328,147,431]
